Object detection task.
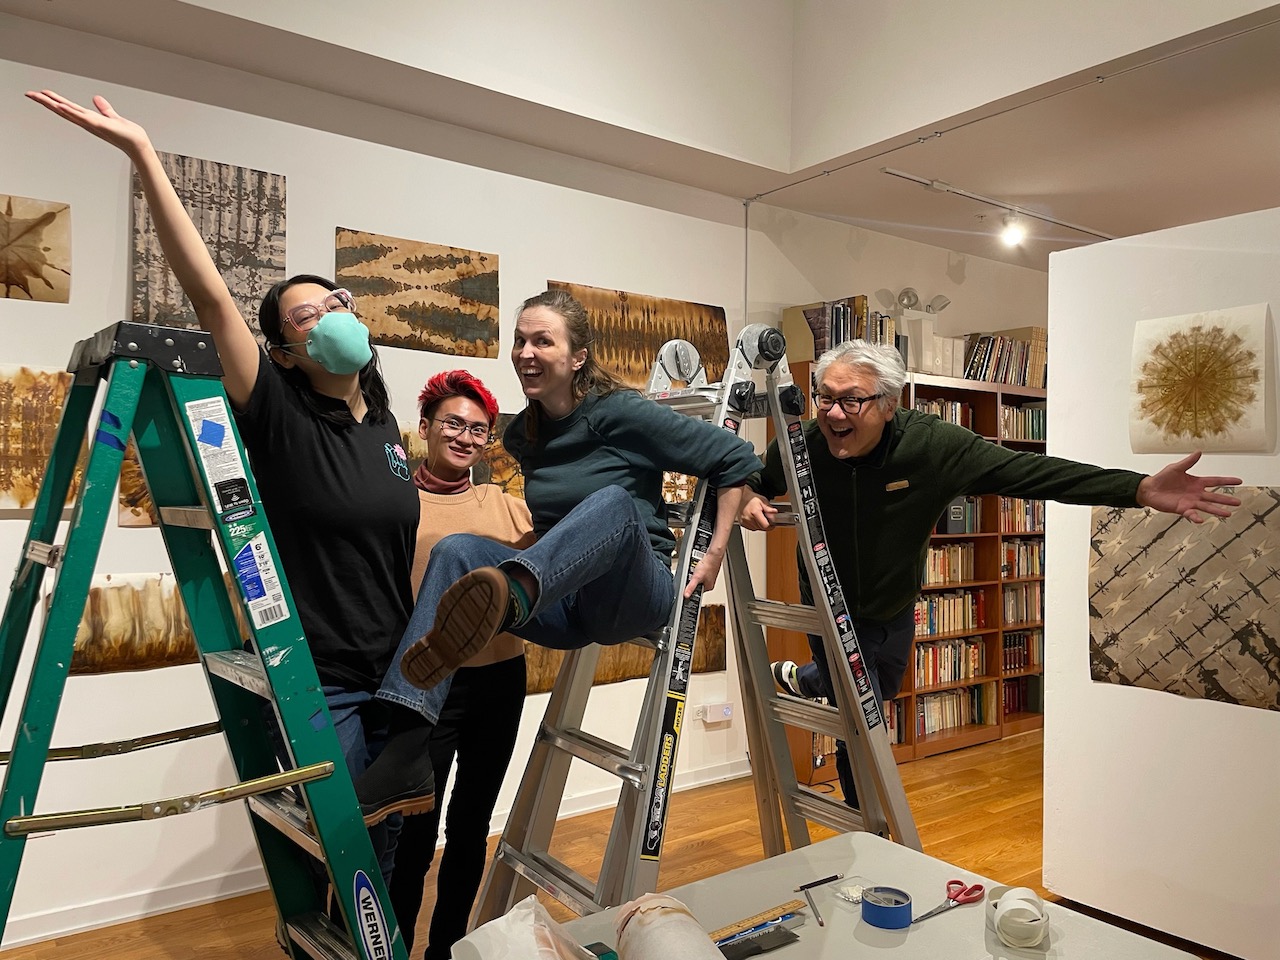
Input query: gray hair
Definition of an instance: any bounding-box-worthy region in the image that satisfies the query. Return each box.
[813,340,906,414]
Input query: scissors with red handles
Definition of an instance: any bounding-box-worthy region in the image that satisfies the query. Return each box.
[911,879,985,924]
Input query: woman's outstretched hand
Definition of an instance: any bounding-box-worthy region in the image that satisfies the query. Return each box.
[26,90,151,157]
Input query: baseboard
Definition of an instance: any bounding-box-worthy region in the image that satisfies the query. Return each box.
[2,865,268,947]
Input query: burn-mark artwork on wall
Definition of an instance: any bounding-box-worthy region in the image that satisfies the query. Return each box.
[0,365,77,511]
[0,194,71,302]
[1089,487,1280,712]
[131,152,286,333]
[335,228,498,357]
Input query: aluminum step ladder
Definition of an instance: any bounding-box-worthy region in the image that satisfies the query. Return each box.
[0,321,406,960]
[474,326,785,922]
[721,335,921,854]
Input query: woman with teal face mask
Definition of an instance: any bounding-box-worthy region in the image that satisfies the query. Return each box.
[27,91,424,890]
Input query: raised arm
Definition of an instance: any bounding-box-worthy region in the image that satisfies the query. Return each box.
[27,91,260,407]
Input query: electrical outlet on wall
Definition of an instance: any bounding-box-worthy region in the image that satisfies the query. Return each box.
[694,702,733,724]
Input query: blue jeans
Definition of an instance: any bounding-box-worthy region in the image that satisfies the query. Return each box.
[377,485,674,724]
[803,605,914,808]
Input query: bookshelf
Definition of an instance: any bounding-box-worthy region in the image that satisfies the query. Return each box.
[764,364,1048,779]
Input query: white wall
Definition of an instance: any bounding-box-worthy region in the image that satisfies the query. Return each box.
[180,0,795,170]
[790,0,1277,169]
[0,53,753,943]
[1043,208,1280,960]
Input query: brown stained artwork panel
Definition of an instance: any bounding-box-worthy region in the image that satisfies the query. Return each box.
[0,366,78,511]
[1129,305,1271,454]
[0,194,71,303]
[1089,487,1280,712]
[336,228,498,357]
[547,280,730,388]
[523,604,727,695]
[51,572,250,675]
[131,152,286,334]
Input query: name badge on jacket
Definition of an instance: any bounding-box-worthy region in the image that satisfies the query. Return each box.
[885,480,910,492]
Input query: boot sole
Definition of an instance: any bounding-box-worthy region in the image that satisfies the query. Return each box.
[362,791,436,828]
[402,568,509,690]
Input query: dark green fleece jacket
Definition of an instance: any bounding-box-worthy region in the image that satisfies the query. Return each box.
[505,389,763,561]
[751,409,1144,622]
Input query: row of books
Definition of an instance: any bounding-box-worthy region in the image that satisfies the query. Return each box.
[1003,675,1043,715]
[1003,581,1043,625]
[923,542,975,585]
[917,686,990,736]
[913,589,982,637]
[915,397,973,429]
[962,327,1048,388]
[915,636,987,688]
[1001,537,1044,577]
[1000,402,1047,440]
[999,497,1045,532]
[936,495,983,534]
[1003,629,1043,671]
[885,699,906,745]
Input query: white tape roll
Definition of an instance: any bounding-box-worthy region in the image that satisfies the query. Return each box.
[985,886,1049,949]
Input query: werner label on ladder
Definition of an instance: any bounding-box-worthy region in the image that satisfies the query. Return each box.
[0,321,406,960]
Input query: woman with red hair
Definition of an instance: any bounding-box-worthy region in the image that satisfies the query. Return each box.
[390,370,533,960]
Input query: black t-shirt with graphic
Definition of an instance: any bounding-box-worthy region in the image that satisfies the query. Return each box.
[234,353,418,692]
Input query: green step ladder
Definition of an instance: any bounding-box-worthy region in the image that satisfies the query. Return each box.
[0,321,407,960]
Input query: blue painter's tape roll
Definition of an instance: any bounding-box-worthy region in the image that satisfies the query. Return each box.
[862,886,912,929]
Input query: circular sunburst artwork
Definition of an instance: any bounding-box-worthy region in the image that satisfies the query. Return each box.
[1130,308,1270,453]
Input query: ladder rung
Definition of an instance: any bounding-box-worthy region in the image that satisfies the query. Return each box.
[626,627,667,651]
[665,501,694,529]
[540,727,645,788]
[158,506,214,529]
[204,649,272,698]
[4,762,333,835]
[791,784,867,834]
[248,789,321,859]
[24,540,61,568]
[649,385,726,419]
[494,842,602,916]
[767,695,847,741]
[285,912,356,960]
[747,599,822,634]
[0,721,221,764]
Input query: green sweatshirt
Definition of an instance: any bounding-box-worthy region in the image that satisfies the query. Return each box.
[751,409,1144,622]
[505,389,763,561]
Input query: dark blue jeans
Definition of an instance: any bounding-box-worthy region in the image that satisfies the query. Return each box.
[802,605,914,808]
[376,485,674,724]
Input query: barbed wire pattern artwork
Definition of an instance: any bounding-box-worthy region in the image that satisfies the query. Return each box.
[336,228,498,357]
[0,365,77,511]
[1,194,70,302]
[1089,488,1280,712]
[131,152,285,334]
[1130,305,1270,453]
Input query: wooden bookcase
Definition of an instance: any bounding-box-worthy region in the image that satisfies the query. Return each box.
[764,364,1046,780]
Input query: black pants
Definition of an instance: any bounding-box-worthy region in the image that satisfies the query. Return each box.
[389,656,527,960]
[805,605,914,808]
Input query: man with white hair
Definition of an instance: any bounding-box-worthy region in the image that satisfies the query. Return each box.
[741,339,1240,807]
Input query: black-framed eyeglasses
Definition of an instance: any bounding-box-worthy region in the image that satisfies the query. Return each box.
[283,288,356,331]
[433,416,495,444]
[812,391,884,415]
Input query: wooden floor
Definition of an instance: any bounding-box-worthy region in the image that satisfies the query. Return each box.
[1,730,1234,959]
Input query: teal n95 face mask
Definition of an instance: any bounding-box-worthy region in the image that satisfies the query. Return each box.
[278,309,372,375]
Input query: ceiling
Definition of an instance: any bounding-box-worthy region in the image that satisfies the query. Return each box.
[3,2,1279,271]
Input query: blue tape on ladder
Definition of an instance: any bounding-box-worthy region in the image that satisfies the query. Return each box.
[94,430,126,451]
[101,410,122,429]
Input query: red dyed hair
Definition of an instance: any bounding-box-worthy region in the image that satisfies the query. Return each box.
[417,370,499,426]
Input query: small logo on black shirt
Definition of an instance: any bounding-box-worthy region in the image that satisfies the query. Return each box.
[385,442,410,481]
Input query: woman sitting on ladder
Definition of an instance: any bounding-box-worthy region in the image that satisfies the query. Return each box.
[358,289,763,808]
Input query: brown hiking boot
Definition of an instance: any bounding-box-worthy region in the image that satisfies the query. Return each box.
[402,567,510,689]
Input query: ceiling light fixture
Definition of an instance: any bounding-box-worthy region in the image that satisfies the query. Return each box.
[880,167,1116,242]
[1000,214,1027,247]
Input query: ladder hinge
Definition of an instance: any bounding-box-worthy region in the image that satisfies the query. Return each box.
[24,541,61,568]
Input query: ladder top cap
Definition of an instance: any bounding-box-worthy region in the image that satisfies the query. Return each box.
[69,322,225,378]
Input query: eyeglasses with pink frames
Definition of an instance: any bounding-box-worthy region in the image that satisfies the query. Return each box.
[283,288,356,332]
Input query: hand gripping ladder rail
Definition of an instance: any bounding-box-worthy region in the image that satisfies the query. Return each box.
[0,322,407,960]
[720,331,921,854]
[474,325,781,923]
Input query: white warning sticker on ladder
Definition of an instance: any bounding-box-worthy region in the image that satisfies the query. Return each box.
[233,532,290,629]
[184,396,253,517]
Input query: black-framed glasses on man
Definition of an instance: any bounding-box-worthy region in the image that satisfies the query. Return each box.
[433,417,495,444]
[812,392,884,415]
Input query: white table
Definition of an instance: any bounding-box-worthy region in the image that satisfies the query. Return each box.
[560,833,1196,959]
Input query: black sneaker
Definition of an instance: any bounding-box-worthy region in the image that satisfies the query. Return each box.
[771,660,803,698]
[353,731,436,827]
